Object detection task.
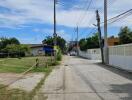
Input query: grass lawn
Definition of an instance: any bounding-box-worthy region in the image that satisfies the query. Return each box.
[0,56,56,73]
[0,56,58,100]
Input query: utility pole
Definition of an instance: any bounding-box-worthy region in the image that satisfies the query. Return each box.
[96,10,104,64]
[104,0,109,64]
[53,0,57,46]
[76,26,79,56]
[53,0,57,58]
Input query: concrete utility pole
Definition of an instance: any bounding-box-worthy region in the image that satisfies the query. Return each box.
[53,0,57,46]
[104,0,109,64]
[76,26,79,56]
[96,10,104,64]
[53,0,57,59]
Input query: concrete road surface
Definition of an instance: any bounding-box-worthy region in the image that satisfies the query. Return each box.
[34,56,132,100]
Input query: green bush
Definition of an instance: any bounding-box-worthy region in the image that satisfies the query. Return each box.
[56,47,62,61]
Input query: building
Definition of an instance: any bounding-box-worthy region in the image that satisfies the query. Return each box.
[30,44,45,56]
[67,41,78,52]
[108,37,119,46]
[28,44,54,56]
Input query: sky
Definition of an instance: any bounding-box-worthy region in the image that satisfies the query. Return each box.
[0,0,132,44]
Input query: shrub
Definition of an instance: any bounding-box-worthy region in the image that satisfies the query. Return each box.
[56,47,62,61]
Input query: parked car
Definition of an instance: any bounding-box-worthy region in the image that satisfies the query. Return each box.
[70,51,77,56]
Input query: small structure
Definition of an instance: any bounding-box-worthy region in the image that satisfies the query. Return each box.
[30,44,45,56]
[108,37,119,46]
[29,44,54,56]
[68,41,78,53]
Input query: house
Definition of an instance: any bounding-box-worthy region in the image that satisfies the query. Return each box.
[28,44,54,56]
[30,44,45,56]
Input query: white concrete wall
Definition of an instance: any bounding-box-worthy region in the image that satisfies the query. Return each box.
[79,49,101,60]
[109,43,132,72]
[79,43,132,72]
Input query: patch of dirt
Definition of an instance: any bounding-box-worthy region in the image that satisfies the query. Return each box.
[0,73,20,85]
[0,73,45,92]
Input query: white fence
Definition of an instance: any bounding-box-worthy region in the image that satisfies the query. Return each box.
[109,43,132,72]
[79,43,132,72]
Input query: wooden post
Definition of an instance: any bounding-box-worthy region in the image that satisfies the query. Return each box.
[36,58,39,68]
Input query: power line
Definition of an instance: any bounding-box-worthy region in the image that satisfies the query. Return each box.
[77,0,102,36]
[77,0,117,27]
[76,0,91,25]
[81,28,97,39]
[76,0,131,42]
[99,9,132,25]
[77,0,103,36]
[108,13,132,25]
[107,9,132,24]
[77,0,93,26]
[76,0,101,39]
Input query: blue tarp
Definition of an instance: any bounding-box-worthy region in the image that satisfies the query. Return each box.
[43,46,54,52]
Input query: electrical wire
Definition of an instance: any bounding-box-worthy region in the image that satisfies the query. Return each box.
[107,9,132,23]
[100,9,132,26]
[76,0,92,25]
[77,0,93,26]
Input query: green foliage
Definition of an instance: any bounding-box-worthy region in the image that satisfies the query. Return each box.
[6,44,29,52]
[79,33,99,51]
[0,37,30,58]
[118,26,132,44]
[2,44,30,57]
[79,39,87,51]
[56,48,62,61]
[0,37,20,50]
[42,36,66,53]
[42,36,54,46]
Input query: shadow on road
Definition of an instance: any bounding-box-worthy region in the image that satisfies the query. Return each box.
[110,83,132,100]
[95,63,132,100]
[96,63,132,80]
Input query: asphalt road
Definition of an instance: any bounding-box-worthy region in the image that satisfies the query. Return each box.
[34,56,132,100]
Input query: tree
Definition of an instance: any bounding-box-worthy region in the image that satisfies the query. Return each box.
[42,36,54,46]
[90,33,99,48]
[9,38,20,45]
[118,26,132,44]
[0,37,20,50]
[0,37,29,58]
[79,39,87,51]
[79,33,99,51]
[42,36,66,53]
[4,44,30,57]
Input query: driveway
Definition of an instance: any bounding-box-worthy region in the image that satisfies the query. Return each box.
[34,56,132,100]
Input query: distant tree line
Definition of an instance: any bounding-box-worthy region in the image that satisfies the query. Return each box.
[79,26,132,51]
[0,37,30,58]
[79,33,99,51]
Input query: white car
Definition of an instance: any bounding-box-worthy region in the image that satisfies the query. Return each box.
[70,51,77,56]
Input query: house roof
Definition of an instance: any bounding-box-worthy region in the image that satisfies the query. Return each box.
[25,44,53,48]
[30,44,44,48]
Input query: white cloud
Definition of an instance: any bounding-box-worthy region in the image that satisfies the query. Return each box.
[0,0,131,28]
[107,0,132,27]
[33,28,71,41]
[57,30,71,41]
